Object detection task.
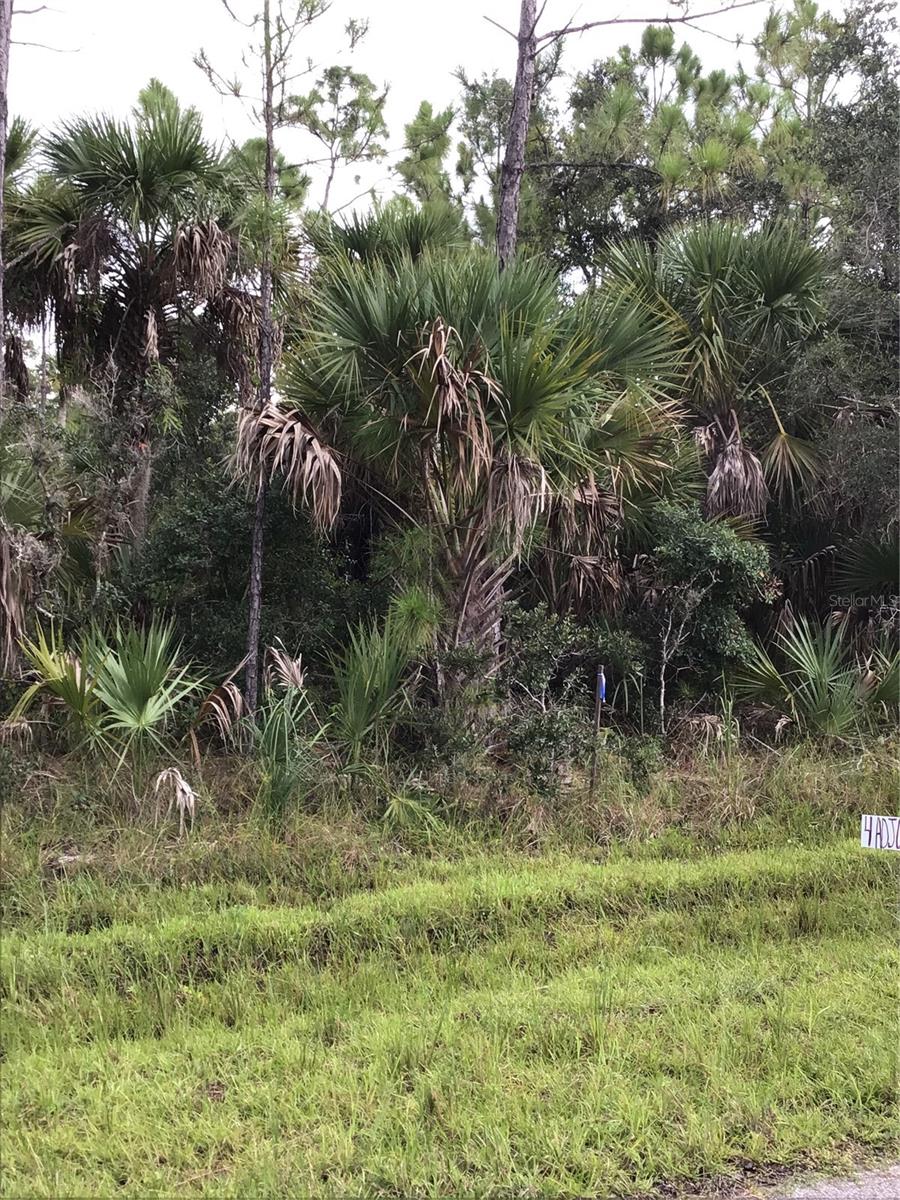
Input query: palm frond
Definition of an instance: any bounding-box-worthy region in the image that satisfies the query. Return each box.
[308,199,468,264]
[761,428,821,501]
[734,616,866,737]
[93,621,200,761]
[706,435,768,518]
[329,612,413,767]
[834,536,900,600]
[10,622,104,737]
[174,218,231,298]
[234,401,342,530]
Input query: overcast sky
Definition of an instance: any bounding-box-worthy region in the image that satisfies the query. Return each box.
[8,0,845,211]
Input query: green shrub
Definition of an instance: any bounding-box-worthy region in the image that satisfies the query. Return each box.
[734,616,899,736]
[11,620,199,782]
[504,705,593,797]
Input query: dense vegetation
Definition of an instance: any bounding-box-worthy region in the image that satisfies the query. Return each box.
[0,0,897,1195]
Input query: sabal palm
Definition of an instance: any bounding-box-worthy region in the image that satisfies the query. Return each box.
[734,615,898,736]
[605,221,825,516]
[274,244,681,661]
[305,199,468,265]
[11,80,232,385]
[11,618,199,768]
[6,81,244,539]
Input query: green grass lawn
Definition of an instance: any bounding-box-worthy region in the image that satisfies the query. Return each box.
[2,832,897,1198]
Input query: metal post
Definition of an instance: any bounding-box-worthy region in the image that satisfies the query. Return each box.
[589,664,606,797]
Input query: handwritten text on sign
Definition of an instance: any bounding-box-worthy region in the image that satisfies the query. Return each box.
[860,814,900,851]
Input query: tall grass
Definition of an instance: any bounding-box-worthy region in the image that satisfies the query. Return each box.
[0,836,896,1198]
[251,686,325,822]
[329,608,417,769]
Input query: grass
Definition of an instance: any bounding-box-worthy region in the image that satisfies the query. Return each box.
[1,746,897,1197]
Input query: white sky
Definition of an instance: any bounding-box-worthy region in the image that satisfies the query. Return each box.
[8,0,846,212]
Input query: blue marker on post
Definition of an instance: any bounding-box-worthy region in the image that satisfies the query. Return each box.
[589,665,606,796]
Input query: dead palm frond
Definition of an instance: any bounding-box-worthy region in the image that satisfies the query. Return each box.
[234,401,342,530]
[486,454,550,556]
[706,439,768,518]
[555,473,622,547]
[265,641,306,691]
[141,308,159,363]
[195,653,249,747]
[0,718,35,747]
[153,767,198,836]
[409,316,495,498]
[706,415,768,518]
[174,218,230,298]
[692,422,718,462]
[554,550,624,613]
[537,473,624,612]
[197,679,244,744]
[210,286,259,400]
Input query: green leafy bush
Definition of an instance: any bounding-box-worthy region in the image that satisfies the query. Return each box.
[644,502,774,677]
[503,705,593,797]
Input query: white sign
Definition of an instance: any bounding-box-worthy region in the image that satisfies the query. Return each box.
[860,814,900,851]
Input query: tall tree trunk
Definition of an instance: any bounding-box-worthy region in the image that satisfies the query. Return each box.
[445,528,511,679]
[0,0,13,410]
[496,0,537,271]
[131,445,153,545]
[243,0,277,714]
[40,317,49,404]
[321,158,337,211]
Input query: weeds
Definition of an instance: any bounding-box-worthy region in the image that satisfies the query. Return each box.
[251,686,324,823]
[0,826,896,1197]
[1,744,896,1197]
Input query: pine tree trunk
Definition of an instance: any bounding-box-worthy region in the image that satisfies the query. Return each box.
[131,444,153,545]
[496,0,537,270]
[243,0,277,715]
[244,481,267,709]
[0,0,13,410]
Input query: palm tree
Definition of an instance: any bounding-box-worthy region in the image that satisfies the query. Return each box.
[605,221,825,519]
[239,238,681,681]
[305,198,469,265]
[2,116,39,403]
[6,80,242,539]
[734,614,898,737]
